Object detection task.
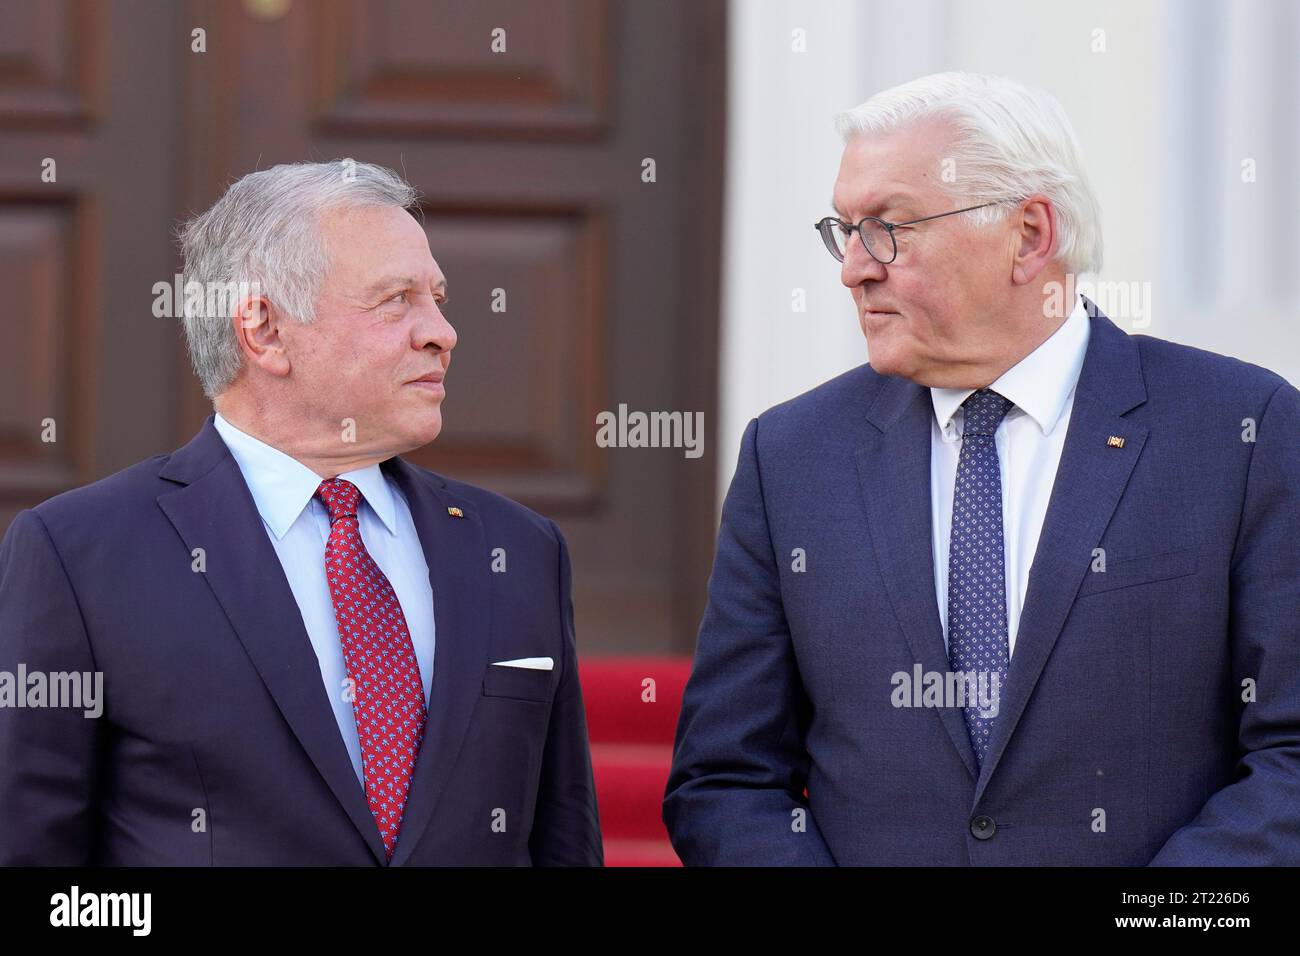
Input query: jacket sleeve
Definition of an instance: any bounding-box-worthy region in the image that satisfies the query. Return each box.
[0,509,105,865]
[662,417,835,865]
[527,518,604,865]
[1151,381,1300,864]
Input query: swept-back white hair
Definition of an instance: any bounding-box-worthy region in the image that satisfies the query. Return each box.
[835,72,1102,276]
[178,159,420,398]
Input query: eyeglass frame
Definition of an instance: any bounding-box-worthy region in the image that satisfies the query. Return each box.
[813,199,1019,264]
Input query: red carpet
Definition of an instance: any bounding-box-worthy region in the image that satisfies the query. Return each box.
[578,656,693,866]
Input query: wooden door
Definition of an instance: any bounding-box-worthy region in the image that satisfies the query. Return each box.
[0,0,725,654]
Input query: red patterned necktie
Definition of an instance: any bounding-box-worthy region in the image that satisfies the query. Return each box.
[315,477,427,860]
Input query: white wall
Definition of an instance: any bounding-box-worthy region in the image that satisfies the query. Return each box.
[718,0,946,506]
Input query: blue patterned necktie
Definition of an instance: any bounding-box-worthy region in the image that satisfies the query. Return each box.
[947,387,1014,769]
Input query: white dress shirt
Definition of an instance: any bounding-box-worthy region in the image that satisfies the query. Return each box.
[929,294,1091,658]
[212,412,436,789]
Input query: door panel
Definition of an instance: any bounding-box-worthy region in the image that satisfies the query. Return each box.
[0,0,725,654]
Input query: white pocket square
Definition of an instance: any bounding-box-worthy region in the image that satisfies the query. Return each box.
[490,657,554,671]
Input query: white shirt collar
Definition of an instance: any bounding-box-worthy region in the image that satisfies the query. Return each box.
[212,412,398,540]
[929,293,1091,437]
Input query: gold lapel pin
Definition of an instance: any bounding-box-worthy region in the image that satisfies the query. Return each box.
[447,506,464,518]
[1106,436,1126,448]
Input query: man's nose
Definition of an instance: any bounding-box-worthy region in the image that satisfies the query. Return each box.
[841,239,887,288]
[414,301,457,353]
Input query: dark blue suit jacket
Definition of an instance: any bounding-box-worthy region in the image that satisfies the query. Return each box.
[0,416,603,865]
[664,304,1300,865]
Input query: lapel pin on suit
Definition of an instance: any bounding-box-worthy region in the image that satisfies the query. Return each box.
[447,506,465,518]
[1106,436,1126,448]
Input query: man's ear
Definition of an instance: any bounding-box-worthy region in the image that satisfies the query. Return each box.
[1010,195,1057,286]
[232,296,291,378]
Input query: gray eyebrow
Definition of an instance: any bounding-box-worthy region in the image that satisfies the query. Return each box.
[363,275,447,299]
[362,275,415,298]
[832,191,914,220]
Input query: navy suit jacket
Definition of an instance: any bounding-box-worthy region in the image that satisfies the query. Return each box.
[0,416,603,866]
[664,303,1300,865]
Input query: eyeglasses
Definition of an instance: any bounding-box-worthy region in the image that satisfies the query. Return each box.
[813,200,1014,264]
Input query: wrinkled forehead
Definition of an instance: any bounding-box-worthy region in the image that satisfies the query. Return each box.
[319,204,443,287]
[831,116,956,218]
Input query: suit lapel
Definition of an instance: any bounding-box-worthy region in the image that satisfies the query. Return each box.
[973,304,1148,804]
[855,302,1148,794]
[156,420,493,866]
[857,375,979,781]
[383,456,491,867]
[156,418,388,865]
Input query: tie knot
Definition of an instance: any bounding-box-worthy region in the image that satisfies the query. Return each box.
[315,478,361,523]
[962,388,1013,437]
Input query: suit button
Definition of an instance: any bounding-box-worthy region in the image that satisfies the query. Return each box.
[970,815,996,840]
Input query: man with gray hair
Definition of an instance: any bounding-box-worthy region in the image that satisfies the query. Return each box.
[665,72,1300,864]
[0,160,603,866]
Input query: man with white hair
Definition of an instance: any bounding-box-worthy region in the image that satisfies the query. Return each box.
[0,160,603,866]
[665,72,1300,865]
